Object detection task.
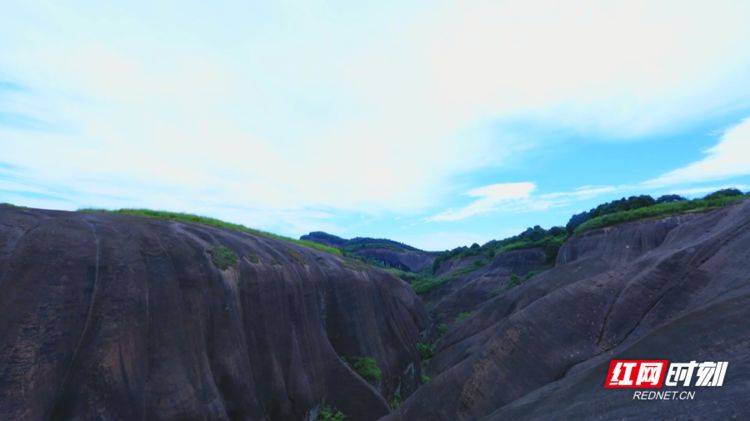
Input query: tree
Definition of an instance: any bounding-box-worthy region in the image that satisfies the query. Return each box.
[656,194,686,203]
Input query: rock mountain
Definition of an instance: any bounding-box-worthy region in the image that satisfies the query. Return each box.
[1,200,749,420]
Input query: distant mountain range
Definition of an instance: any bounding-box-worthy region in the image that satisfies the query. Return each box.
[300,231,439,272]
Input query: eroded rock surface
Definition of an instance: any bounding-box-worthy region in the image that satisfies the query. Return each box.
[390,201,750,420]
[0,206,427,420]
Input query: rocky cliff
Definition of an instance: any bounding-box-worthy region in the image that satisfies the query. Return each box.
[3,200,749,420]
[389,200,750,420]
[0,205,428,420]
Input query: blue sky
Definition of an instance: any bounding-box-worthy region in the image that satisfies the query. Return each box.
[2,0,750,250]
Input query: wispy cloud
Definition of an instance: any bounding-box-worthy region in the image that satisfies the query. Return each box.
[645,117,750,187]
[427,182,536,221]
[427,184,628,222]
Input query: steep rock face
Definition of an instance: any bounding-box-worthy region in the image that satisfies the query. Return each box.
[353,247,438,273]
[389,200,750,420]
[422,248,549,327]
[0,206,428,421]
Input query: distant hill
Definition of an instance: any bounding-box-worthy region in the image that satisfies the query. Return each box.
[301,231,438,272]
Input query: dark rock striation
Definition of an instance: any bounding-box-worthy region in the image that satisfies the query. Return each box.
[0,206,428,420]
[423,248,549,328]
[390,200,750,420]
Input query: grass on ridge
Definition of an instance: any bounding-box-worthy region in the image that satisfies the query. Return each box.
[79,208,342,255]
[573,194,748,235]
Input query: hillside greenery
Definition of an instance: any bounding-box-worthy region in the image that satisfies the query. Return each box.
[573,192,748,234]
[432,225,566,274]
[566,189,744,233]
[79,208,342,255]
[387,268,452,295]
[343,237,420,252]
[430,188,747,276]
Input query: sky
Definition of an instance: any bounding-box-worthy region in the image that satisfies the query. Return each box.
[2,0,750,250]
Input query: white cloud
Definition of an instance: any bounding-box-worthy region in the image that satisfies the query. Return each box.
[392,0,750,137]
[428,182,536,221]
[645,117,750,187]
[2,0,750,234]
[427,183,637,222]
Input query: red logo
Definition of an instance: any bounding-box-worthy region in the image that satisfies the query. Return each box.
[604,360,669,389]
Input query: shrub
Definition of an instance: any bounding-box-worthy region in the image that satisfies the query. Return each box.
[506,270,541,289]
[436,323,449,337]
[390,391,402,409]
[566,195,657,233]
[455,311,474,324]
[347,357,381,383]
[318,404,345,421]
[507,273,524,288]
[656,194,686,203]
[387,268,453,295]
[209,246,238,270]
[417,342,435,360]
[703,188,743,201]
[421,374,431,383]
[450,259,487,277]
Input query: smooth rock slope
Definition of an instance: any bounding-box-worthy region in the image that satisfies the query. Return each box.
[390,200,750,420]
[0,205,427,420]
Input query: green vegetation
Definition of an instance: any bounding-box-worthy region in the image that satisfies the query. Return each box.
[496,230,567,262]
[430,188,747,278]
[421,374,431,384]
[317,404,345,421]
[410,274,453,295]
[436,323,449,337]
[451,259,487,277]
[432,225,567,273]
[506,270,544,289]
[703,188,744,201]
[565,194,661,233]
[455,311,474,324]
[343,237,419,252]
[507,274,523,288]
[417,342,435,361]
[346,356,382,383]
[566,189,746,234]
[573,193,749,234]
[246,253,260,264]
[386,268,453,295]
[80,208,342,255]
[209,245,238,270]
[390,391,402,409]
